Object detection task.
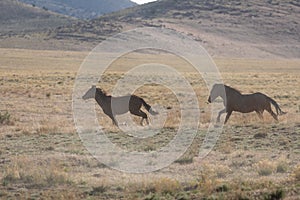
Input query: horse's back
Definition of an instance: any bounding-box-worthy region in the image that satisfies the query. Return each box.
[228,92,269,113]
[253,92,271,102]
[247,92,269,102]
[253,92,266,96]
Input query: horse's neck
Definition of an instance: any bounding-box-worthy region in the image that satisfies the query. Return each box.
[223,88,242,104]
[95,92,110,107]
[219,90,227,101]
[225,88,243,102]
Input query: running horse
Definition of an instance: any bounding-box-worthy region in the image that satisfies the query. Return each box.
[208,84,286,124]
[82,85,158,126]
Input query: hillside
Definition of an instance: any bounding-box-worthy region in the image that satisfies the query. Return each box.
[0,0,299,58]
[0,0,74,35]
[18,0,137,19]
[49,0,300,58]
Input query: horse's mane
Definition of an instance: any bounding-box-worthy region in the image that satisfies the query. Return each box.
[96,88,107,96]
[224,85,242,95]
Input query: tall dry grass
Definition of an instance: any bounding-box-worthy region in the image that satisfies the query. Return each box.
[0,49,299,199]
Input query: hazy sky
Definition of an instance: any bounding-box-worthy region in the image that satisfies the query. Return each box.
[131,0,157,4]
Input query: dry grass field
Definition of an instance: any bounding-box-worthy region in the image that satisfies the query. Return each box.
[0,48,299,199]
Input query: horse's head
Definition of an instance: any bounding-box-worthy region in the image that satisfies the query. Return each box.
[208,84,226,103]
[82,85,96,100]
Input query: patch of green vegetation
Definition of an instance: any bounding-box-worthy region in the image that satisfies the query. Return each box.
[263,188,285,200]
[0,111,10,124]
[215,184,230,193]
[276,161,288,173]
[257,160,275,176]
[88,186,107,196]
[2,174,18,186]
[174,156,194,165]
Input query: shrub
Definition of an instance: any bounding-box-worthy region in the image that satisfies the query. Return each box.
[153,178,181,195]
[2,157,72,189]
[89,186,107,196]
[174,156,194,165]
[276,160,288,173]
[257,160,275,176]
[293,165,300,181]
[264,188,285,200]
[216,165,231,178]
[0,111,10,124]
[215,184,229,192]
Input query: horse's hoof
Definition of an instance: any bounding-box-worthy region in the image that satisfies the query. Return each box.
[214,124,221,128]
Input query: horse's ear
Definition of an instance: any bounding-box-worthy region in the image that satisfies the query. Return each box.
[212,83,218,88]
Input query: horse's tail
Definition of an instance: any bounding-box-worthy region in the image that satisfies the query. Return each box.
[267,96,287,116]
[141,99,159,115]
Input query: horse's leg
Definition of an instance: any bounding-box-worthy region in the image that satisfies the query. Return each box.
[217,108,226,122]
[130,110,148,126]
[108,114,118,126]
[140,118,144,126]
[255,110,264,120]
[266,107,278,121]
[140,111,148,125]
[224,111,232,124]
[139,117,149,126]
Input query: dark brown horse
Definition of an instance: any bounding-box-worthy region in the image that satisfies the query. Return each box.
[82,85,158,126]
[208,84,286,124]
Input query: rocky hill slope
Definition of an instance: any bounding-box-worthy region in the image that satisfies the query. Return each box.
[1,0,299,58]
[18,0,137,19]
[50,0,299,58]
[0,0,74,35]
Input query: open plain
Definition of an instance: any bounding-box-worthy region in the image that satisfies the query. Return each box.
[0,48,299,199]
